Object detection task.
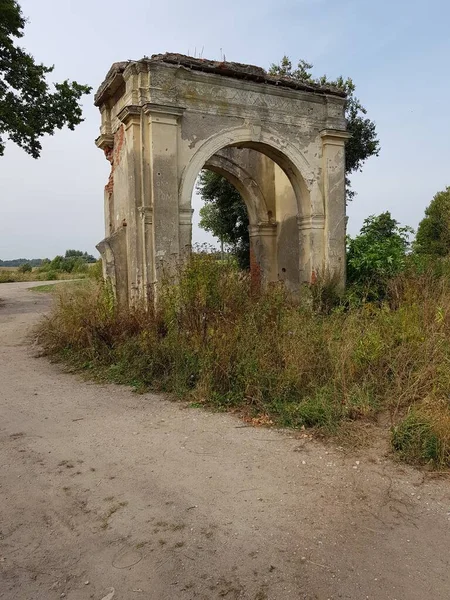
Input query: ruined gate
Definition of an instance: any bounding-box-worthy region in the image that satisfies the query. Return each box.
[94,53,349,306]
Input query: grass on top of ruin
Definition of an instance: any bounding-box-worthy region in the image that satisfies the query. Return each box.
[37,254,450,469]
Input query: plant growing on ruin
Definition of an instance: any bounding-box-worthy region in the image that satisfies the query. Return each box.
[0,0,91,157]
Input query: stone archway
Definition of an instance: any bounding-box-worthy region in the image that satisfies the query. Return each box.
[203,149,277,286]
[94,53,350,305]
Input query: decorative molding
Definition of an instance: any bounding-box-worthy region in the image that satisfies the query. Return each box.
[179,207,194,225]
[118,105,142,124]
[138,206,153,225]
[320,129,352,146]
[249,222,278,237]
[143,103,185,117]
[95,133,114,150]
[174,67,329,106]
[298,215,325,230]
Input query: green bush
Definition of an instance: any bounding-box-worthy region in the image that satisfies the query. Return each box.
[347,212,412,302]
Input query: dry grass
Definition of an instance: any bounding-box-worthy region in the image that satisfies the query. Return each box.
[37,255,450,468]
[0,267,87,284]
[0,261,100,284]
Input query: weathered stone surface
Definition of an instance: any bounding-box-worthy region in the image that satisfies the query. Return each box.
[94,53,345,107]
[95,53,350,305]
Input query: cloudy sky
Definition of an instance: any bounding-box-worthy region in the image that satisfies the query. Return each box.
[1,0,449,259]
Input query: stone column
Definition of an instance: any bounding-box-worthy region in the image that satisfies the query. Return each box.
[179,207,194,257]
[248,222,278,286]
[320,129,351,287]
[297,214,325,284]
[138,206,154,300]
[118,106,144,303]
[144,103,184,285]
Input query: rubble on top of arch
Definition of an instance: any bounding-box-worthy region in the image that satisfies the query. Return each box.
[94,52,346,106]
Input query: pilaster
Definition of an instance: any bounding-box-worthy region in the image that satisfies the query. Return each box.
[248,222,278,285]
[143,103,185,282]
[297,214,326,284]
[118,105,144,302]
[320,129,351,286]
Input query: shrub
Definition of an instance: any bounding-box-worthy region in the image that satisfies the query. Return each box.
[18,262,32,273]
[0,270,16,283]
[347,212,413,302]
[89,259,103,280]
[392,407,450,468]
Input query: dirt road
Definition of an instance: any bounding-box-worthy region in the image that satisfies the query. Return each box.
[0,282,449,600]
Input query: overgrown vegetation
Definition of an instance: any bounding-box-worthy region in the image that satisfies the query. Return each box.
[347,212,413,302]
[38,250,450,469]
[0,250,100,283]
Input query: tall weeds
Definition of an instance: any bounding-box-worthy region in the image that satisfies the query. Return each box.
[38,255,450,468]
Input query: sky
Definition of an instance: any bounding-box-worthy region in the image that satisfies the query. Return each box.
[1,0,450,259]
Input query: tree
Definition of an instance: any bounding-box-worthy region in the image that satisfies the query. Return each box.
[414,187,450,257]
[65,249,96,262]
[197,56,379,267]
[0,0,91,157]
[18,261,31,273]
[198,171,250,269]
[268,56,379,201]
[65,249,84,258]
[347,212,412,300]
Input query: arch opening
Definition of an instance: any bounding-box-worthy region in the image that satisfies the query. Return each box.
[179,127,320,219]
[191,143,301,290]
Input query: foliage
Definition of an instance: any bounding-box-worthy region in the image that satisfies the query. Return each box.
[0,257,43,267]
[0,250,100,283]
[392,406,450,467]
[269,56,380,200]
[198,171,250,269]
[65,249,96,262]
[268,55,313,80]
[39,255,87,274]
[0,0,91,157]
[38,255,450,469]
[18,262,31,273]
[346,212,412,301]
[309,270,344,314]
[414,186,450,257]
[90,258,104,280]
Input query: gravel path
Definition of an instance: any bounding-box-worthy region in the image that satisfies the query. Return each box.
[0,281,449,599]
